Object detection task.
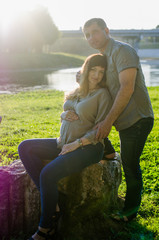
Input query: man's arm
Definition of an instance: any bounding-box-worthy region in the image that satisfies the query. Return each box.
[95,68,137,140]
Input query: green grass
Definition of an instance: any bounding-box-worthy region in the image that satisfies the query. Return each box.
[0,87,159,239]
[0,90,64,165]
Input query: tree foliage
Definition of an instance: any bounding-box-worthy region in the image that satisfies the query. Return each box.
[5,6,60,53]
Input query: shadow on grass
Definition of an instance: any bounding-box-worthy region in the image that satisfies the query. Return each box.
[10,197,156,240]
[60,210,155,240]
[10,216,155,240]
[60,196,155,240]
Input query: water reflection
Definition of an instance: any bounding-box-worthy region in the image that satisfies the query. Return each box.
[0,60,159,94]
[47,68,79,92]
[141,60,159,86]
[0,71,49,93]
[0,68,80,94]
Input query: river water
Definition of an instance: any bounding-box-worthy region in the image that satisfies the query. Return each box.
[0,59,159,94]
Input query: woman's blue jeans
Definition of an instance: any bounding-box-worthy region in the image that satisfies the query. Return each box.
[119,117,154,214]
[18,139,104,228]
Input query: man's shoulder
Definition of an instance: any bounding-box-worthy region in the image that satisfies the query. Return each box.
[106,38,136,58]
[108,38,138,62]
[111,38,132,48]
[112,39,136,54]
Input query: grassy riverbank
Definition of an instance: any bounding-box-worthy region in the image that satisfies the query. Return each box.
[0,87,159,239]
[0,52,85,71]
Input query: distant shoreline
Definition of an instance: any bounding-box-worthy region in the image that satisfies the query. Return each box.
[138,49,159,59]
[0,67,61,73]
[0,58,159,74]
[140,59,159,65]
[0,52,85,74]
[0,51,159,74]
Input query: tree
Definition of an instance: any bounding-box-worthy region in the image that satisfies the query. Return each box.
[7,6,60,53]
[29,6,60,52]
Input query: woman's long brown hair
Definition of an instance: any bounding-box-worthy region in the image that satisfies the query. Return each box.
[66,53,107,100]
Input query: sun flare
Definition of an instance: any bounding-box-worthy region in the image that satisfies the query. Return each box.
[0,0,39,34]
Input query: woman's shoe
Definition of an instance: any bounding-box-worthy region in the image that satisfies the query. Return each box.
[28,211,63,240]
[28,227,60,240]
[28,229,50,239]
[28,228,56,240]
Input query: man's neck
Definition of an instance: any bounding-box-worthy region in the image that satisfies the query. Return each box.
[99,38,110,53]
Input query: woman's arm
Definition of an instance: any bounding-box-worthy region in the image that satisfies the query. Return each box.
[59,137,91,155]
[59,89,113,155]
[59,90,112,155]
[82,88,113,144]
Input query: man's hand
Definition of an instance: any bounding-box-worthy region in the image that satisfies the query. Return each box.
[76,70,81,83]
[61,110,79,122]
[59,141,79,155]
[94,120,112,140]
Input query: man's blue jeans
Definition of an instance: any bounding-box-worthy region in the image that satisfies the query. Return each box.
[119,117,154,214]
[18,139,104,228]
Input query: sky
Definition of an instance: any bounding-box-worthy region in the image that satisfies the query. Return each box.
[0,0,158,32]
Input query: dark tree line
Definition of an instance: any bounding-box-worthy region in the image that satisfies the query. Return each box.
[0,6,60,53]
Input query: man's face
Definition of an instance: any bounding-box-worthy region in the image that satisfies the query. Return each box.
[83,23,109,52]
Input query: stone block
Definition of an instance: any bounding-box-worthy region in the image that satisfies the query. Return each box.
[58,157,122,212]
[0,156,121,239]
[0,160,40,239]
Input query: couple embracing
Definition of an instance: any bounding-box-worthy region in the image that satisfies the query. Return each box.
[18,18,154,240]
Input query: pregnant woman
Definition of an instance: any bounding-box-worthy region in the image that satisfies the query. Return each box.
[18,53,113,240]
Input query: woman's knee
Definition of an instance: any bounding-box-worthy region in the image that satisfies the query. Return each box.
[18,139,32,157]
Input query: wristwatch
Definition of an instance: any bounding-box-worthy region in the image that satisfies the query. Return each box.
[77,138,83,147]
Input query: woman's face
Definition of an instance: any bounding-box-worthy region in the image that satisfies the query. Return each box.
[88,66,105,89]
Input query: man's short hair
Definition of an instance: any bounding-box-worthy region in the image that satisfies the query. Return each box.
[83,18,107,31]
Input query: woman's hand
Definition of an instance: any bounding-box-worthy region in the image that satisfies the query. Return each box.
[61,110,79,122]
[59,141,79,155]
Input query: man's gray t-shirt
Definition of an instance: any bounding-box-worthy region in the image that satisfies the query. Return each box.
[104,38,154,131]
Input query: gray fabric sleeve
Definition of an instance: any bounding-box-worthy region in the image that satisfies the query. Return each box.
[116,45,139,73]
[82,89,112,145]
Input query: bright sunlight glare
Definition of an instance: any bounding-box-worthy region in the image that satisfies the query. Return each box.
[0,0,39,35]
[0,0,158,34]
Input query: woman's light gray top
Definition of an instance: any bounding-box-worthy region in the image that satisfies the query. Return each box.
[57,88,112,149]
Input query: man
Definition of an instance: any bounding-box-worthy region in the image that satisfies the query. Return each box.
[82,18,154,221]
